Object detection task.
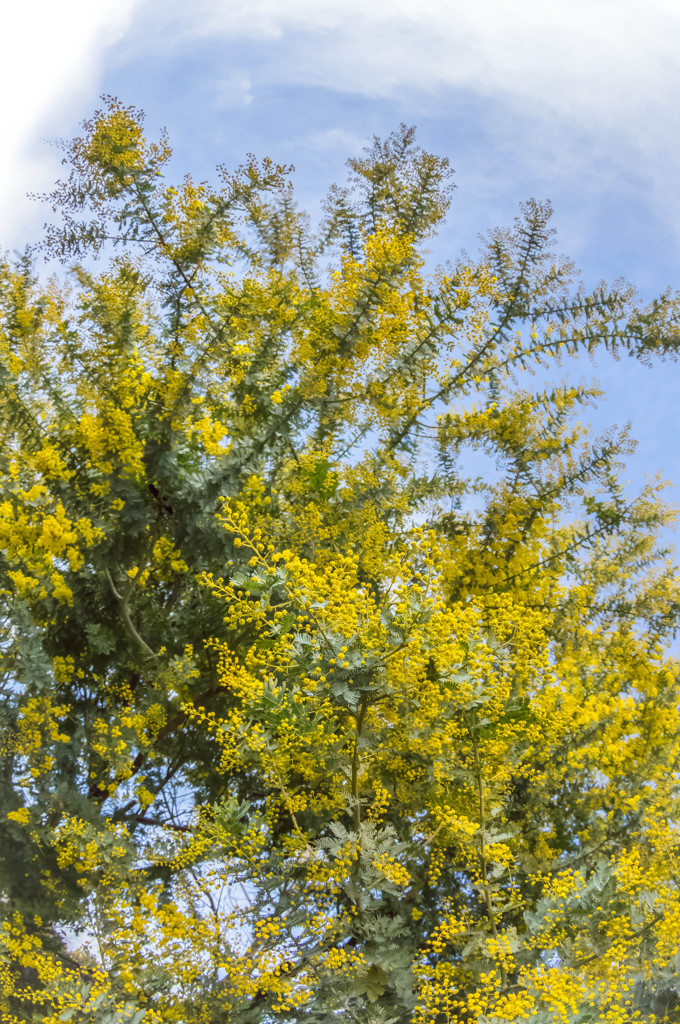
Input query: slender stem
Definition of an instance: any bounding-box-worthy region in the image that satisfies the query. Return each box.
[86,902,107,971]
[105,568,157,659]
[468,714,508,991]
[574,910,664,968]
[352,697,369,833]
[348,696,370,927]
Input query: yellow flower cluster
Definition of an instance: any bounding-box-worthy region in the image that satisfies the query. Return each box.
[3,102,680,1024]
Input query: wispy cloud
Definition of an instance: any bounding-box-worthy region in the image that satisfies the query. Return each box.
[304,128,368,153]
[213,72,254,110]
[5,0,680,253]
[114,0,680,240]
[144,0,679,125]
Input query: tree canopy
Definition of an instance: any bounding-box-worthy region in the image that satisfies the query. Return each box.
[3,98,680,1023]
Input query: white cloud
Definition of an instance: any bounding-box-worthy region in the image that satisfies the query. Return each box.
[0,0,137,250]
[150,0,680,124]
[5,0,680,250]
[120,0,680,236]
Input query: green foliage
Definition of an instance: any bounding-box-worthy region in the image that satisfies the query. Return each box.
[1,97,680,1023]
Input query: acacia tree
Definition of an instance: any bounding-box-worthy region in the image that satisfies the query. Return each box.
[2,99,680,1023]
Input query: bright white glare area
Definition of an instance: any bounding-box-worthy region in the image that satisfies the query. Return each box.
[0,0,137,250]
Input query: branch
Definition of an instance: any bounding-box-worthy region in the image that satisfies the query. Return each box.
[105,567,157,660]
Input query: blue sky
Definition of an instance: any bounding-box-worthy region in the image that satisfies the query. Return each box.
[3,0,680,510]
